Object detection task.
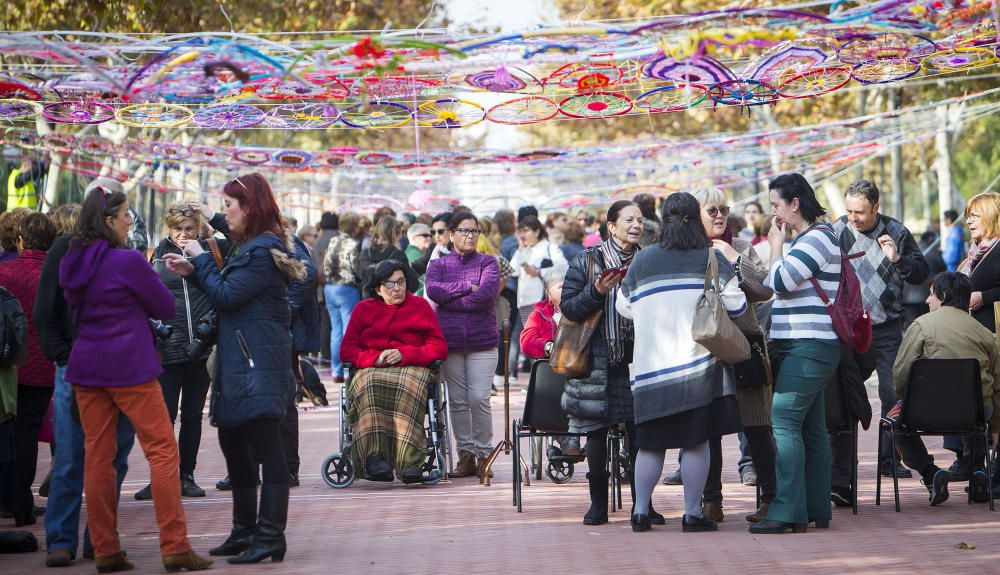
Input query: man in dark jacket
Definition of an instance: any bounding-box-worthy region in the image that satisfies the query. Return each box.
[283,226,320,487]
[35,178,136,568]
[831,180,929,495]
[313,212,338,364]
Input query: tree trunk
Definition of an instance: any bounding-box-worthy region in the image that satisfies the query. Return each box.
[935,104,953,234]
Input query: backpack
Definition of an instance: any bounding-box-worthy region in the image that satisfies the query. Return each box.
[0,286,27,367]
[809,225,872,354]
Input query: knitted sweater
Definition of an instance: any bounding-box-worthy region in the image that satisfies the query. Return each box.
[765,223,841,341]
[339,293,448,368]
[0,250,53,387]
[425,251,500,353]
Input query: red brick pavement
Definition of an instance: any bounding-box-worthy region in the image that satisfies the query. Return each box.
[4,374,1000,574]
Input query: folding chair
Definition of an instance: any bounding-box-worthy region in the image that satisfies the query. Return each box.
[876,358,994,512]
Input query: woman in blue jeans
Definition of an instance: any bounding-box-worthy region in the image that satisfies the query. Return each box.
[323,212,363,383]
[751,173,842,534]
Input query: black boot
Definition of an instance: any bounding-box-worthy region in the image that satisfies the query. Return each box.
[210,486,258,556]
[583,472,609,525]
[228,484,288,564]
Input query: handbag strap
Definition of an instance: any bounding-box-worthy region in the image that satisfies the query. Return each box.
[704,249,721,293]
[206,237,224,271]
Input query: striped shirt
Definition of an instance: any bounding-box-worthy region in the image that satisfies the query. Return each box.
[765,223,841,341]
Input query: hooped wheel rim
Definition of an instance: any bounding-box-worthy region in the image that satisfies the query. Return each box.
[416,98,486,129]
[634,84,708,113]
[116,103,193,128]
[340,101,413,129]
[777,67,852,99]
[486,96,559,125]
[558,91,633,119]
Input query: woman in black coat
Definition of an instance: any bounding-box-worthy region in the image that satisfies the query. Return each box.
[136,201,230,501]
[165,174,304,565]
[358,215,419,299]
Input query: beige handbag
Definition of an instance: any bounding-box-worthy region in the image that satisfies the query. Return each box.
[692,250,751,364]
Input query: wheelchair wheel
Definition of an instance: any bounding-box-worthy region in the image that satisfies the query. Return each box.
[545,460,574,484]
[321,452,355,488]
[421,448,447,486]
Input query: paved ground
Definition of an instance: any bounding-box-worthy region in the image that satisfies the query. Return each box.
[4,369,1000,574]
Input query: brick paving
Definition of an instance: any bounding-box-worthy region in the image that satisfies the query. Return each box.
[4,370,1000,574]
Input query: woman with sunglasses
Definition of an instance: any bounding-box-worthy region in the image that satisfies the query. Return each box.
[691,187,776,525]
[136,201,230,502]
[164,173,304,564]
[425,212,501,479]
[340,260,449,483]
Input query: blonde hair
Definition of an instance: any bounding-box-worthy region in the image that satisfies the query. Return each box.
[49,203,82,236]
[689,187,726,207]
[162,200,209,239]
[965,192,1000,240]
[477,217,499,255]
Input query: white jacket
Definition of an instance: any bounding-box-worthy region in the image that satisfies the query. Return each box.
[509,239,567,309]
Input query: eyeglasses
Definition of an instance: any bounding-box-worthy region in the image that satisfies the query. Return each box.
[381,278,406,290]
[455,228,482,237]
[705,205,731,218]
[432,229,448,236]
[168,207,196,217]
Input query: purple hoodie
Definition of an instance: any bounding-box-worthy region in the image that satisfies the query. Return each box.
[59,239,175,388]
[425,251,500,353]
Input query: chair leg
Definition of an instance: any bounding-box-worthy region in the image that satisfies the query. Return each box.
[851,424,859,515]
[876,422,884,506]
[989,442,996,512]
[608,432,618,513]
[513,423,521,511]
[889,426,900,513]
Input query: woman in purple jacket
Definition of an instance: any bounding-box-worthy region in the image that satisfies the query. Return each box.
[59,186,212,573]
[425,211,501,479]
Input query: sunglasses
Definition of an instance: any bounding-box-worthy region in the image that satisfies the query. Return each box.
[705,205,731,218]
[417,233,432,239]
[231,177,248,191]
[432,229,447,235]
[168,207,196,217]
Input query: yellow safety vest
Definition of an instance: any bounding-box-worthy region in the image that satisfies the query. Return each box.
[6,169,37,210]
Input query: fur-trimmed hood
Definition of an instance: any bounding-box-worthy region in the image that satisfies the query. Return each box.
[270,232,307,282]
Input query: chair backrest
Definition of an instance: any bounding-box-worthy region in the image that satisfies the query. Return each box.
[901,358,984,433]
[522,360,570,433]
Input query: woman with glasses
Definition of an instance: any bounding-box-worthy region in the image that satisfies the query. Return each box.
[961,192,1000,333]
[339,260,449,483]
[425,212,501,479]
[137,201,231,502]
[358,215,419,299]
[690,187,776,525]
[164,173,304,563]
[510,215,568,339]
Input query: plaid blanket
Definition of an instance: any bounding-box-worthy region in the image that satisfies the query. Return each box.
[348,366,433,476]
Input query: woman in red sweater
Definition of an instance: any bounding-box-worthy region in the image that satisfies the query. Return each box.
[340,260,448,484]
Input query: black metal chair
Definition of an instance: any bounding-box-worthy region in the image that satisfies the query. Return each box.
[512,360,590,511]
[826,365,859,514]
[876,358,994,512]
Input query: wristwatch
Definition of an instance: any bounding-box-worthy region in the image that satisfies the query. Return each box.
[544,341,554,357]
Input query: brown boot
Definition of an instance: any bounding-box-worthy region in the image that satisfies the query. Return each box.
[745,502,769,523]
[702,502,724,522]
[162,550,213,572]
[450,451,478,478]
[95,552,134,573]
[477,456,494,480]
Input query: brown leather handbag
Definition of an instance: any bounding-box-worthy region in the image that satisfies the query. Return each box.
[551,252,603,378]
[692,249,751,364]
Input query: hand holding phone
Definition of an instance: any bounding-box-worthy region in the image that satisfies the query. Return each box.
[599,265,627,280]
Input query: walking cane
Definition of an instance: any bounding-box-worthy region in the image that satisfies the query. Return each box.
[481,319,530,486]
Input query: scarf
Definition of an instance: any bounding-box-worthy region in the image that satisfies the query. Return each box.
[598,237,639,366]
[960,238,998,277]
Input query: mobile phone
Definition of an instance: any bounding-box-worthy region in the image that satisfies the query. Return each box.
[599,265,627,280]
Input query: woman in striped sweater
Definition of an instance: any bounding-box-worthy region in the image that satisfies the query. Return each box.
[751,173,842,535]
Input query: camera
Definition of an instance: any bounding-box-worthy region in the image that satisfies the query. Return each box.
[150,319,173,341]
[184,311,218,359]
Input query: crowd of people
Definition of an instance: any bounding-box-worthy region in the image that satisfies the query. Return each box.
[0,168,997,570]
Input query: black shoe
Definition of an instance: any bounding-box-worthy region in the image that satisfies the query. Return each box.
[880,460,913,478]
[662,469,683,485]
[228,484,287,564]
[748,519,807,534]
[583,472,609,525]
[216,474,260,491]
[969,470,989,503]
[364,454,394,482]
[648,506,666,526]
[682,514,718,533]
[808,518,831,528]
[830,485,852,508]
[287,472,300,488]
[210,487,257,557]
[560,438,582,457]
[181,473,206,497]
[926,468,949,506]
[401,467,424,484]
[631,514,651,532]
[134,484,152,501]
[948,457,971,481]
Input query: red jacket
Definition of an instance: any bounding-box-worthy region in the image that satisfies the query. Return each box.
[0,250,55,387]
[520,300,559,360]
[340,292,449,368]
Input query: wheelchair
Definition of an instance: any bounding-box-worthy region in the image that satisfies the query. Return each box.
[321,361,452,488]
